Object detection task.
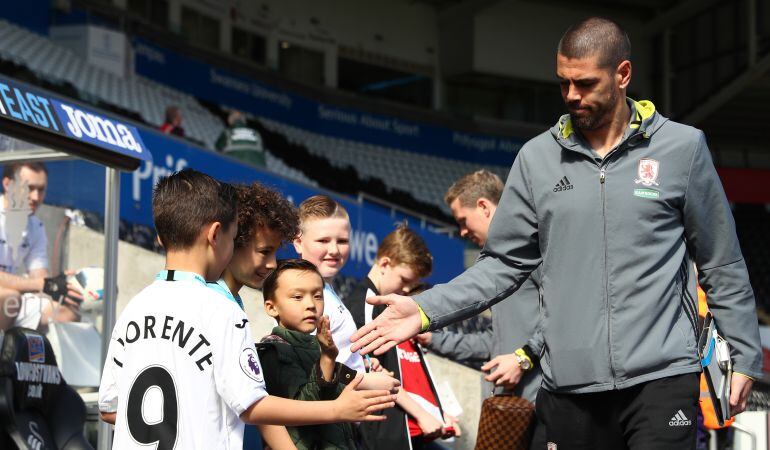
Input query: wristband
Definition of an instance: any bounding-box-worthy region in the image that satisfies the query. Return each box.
[418,305,430,332]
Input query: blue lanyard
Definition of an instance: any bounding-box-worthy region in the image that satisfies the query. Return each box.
[207,279,245,311]
[155,270,207,287]
[157,270,244,310]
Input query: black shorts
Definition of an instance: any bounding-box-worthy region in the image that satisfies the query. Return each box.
[535,373,699,450]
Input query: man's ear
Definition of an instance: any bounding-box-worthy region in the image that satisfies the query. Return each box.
[264,299,280,319]
[616,60,632,90]
[206,221,222,247]
[477,197,492,217]
[156,235,165,249]
[1,177,10,193]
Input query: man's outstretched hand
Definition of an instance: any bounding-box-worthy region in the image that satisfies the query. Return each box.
[350,294,423,356]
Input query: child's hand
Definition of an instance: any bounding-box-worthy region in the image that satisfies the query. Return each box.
[317,315,338,359]
[415,411,444,440]
[333,373,397,422]
[356,372,400,393]
[442,412,461,438]
[365,356,383,372]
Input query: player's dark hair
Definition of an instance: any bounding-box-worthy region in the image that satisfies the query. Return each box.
[234,182,299,248]
[2,162,48,180]
[153,169,237,250]
[262,259,323,302]
[557,17,631,70]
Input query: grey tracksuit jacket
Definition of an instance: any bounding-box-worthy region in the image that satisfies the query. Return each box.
[416,99,762,394]
[428,272,544,403]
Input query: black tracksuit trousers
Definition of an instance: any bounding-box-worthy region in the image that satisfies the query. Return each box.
[535,373,699,450]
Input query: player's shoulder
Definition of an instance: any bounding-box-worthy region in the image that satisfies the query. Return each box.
[122,280,234,317]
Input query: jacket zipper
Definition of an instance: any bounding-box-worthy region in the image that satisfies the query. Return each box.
[597,138,632,388]
[599,164,615,387]
[566,130,643,388]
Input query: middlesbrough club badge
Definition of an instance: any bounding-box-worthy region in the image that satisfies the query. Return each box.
[634,158,660,187]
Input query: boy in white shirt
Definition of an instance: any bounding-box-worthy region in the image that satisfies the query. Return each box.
[98,170,396,449]
[294,195,364,373]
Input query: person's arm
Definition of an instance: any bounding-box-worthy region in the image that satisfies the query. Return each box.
[394,389,444,440]
[258,424,297,450]
[682,131,762,413]
[28,268,48,279]
[317,315,338,381]
[416,150,541,330]
[351,149,542,355]
[0,270,83,306]
[98,326,123,424]
[0,271,45,293]
[356,371,400,391]
[240,374,396,425]
[215,307,397,425]
[526,320,545,357]
[480,350,532,389]
[422,328,493,363]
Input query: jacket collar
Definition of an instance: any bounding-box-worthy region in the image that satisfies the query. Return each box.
[551,98,664,157]
[365,277,380,296]
[271,326,318,349]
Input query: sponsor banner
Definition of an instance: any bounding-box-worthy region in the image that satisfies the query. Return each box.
[133,38,520,167]
[0,76,151,166]
[44,128,465,284]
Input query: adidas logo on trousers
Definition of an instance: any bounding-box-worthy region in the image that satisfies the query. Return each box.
[668,410,691,426]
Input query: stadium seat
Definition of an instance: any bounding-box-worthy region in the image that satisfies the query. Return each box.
[0,328,92,450]
[259,117,510,213]
[0,19,225,149]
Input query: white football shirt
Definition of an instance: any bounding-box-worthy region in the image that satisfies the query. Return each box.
[99,271,267,450]
[324,282,365,372]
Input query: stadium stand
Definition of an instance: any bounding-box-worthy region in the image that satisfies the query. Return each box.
[0,18,320,188]
[0,18,478,219]
[260,117,510,214]
[0,19,220,148]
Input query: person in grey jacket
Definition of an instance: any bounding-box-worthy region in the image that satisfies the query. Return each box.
[418,170,543,398]
[419,169,545,449]
[352,17,761,450]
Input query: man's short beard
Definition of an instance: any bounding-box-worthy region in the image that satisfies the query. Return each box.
[570,88,619,131]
